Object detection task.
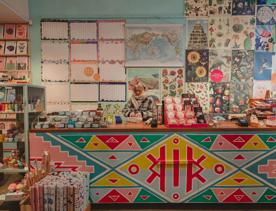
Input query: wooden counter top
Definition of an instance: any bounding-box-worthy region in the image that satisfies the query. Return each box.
[30,121,276,132]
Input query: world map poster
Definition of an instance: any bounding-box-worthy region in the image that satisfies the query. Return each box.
[125,24,184,67]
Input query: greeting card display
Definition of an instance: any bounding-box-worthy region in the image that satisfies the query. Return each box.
[4,41,16,55]
[16,57,28,71]
[16,41,28,55]
[16,24,28,39]
[0,25,4,39]
[0,41,5,55]
[4,24,15,39]
[5,57,17,70]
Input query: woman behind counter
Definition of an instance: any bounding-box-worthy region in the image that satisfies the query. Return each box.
[122,83,157,121]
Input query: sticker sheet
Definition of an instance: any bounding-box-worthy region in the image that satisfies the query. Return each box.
[71,43,97,61]
[232,0,256,15]
[127,67,160,101]
[70,22,97,40]
[185,50,209,82]
[42,63,69,82]
[161,68,184,98]
[42,82,70,104]
[209,50,232,83]
[255,25,274,51]
[41,40,69,62]
[99,63,126,81]
[231,16,256,50]
[256,6,276,25]
[41,21,68,40]
[208,17,232,49]
[71,62,98,82]
[254,51,273,80]
[187,19,208,49]
[209,82,230,114]
[98,20,125,40]
[253,80,272,98]
[208,0,232,16]
[187,82,209,113]
[99,83,126,102]
[230,80,253,113]
[184,0,208,17]
[126,24,184,67]
[71,83,99,102]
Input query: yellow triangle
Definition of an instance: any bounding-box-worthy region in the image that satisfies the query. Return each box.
[92,172,135,186]
[83,136,109,150]
[242,136,269,150]
[217,171,263,186]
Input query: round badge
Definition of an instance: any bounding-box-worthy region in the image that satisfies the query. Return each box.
[83,67,94,77]
[210,69,224,83]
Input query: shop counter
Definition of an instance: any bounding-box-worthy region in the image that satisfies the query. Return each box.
[29,122,276,204]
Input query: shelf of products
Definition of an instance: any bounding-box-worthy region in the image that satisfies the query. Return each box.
[0,84,45,173]
[0,23,30,84]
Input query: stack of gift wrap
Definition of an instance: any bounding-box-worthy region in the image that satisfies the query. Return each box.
[30,172,89,211]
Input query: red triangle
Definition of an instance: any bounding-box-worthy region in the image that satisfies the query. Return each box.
[96,135,129,149]
[128,142,133,146]
[108,179,118,184]
[108,155,117,160]
[265,195,275,200]
[267,137,275,143]
[77,137,86,143]
[223,189,253,203]
[141,138,149,143]
[234,154,245,160]
[221,135,253,149]
[203,195,212,200]
[93,143,99,146]
[99,189,129,203]
[202,137,211,142]
[234,178,245,183]
[140,195,149,200]
[253,142,258,146]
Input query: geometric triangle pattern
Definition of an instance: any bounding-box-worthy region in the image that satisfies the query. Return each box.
[30,132,276,204]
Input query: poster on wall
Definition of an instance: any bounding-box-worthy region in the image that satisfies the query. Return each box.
[161,68,184,98]
[255,25,274,51]
[232,0,256,15]
[208,17,232,49]
[99,63,126,82]
[187,82,209,113]
[186,50,209,82]
[187,19,208,49]
[254,51,273,80]
[209,50,232,83]
[208,0,232,16]
[256,5,276,25]
[71,83,99,102]
[209,82,230,114]
[253,80,272,98]
[98,40,125,61]
[231,16,256,50]
[98,20,125,40]
[71,43,97,61]
[125,24,184,67]
[0,57,5,71]
[127,67,160,102]
[184,0,208,17]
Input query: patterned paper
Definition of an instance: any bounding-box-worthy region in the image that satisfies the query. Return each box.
[231,16,256,50]
[209,50,232,83]
[208,17,232,49]
[256,6,276,25]
[209,82,230,113]
[232,0,256,15]
[187,82,209,113]
[161,68,184,98]
[253,80,272,98]
[185,0,208,17]
[232,50,254,81]
[208,0,232,16]
[254,51,273,80]
[126,24,184,67]
[255,25,274,51]
[187,19,208,49]
[127,67,160,101]
[186,50,209,82]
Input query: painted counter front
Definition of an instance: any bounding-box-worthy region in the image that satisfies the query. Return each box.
[29,129,276,203]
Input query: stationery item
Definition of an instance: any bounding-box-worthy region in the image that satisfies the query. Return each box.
[209,0,232,16]
[16,57,29,70]
[4,24,16,39]
[71,62,98,82]
[161,68,184,98]
[98,20,125,40]
[70,83,99,102]
[209,82,230,114]
[186,49,209,82]
[70,22,97,40]
[0,41,4,55]
[99,83,126,102]
[41,40,69,61]
[254,51,273,81]
[98,40,125,61]
[4,41,16,55]
[16,24,28,39]
[43,82,70,103]
[16,41,28,55]
[0,24,4,39]
[0,87,6,102]
[42,62,69,82]
[187,82,209,113]
[5,57,17,70]
[71,43,97,61]
[99,63,125,81]
[0,57,5,71]
[41,21,69,39]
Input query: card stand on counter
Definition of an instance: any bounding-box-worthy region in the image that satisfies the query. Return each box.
[164,96,208,128]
